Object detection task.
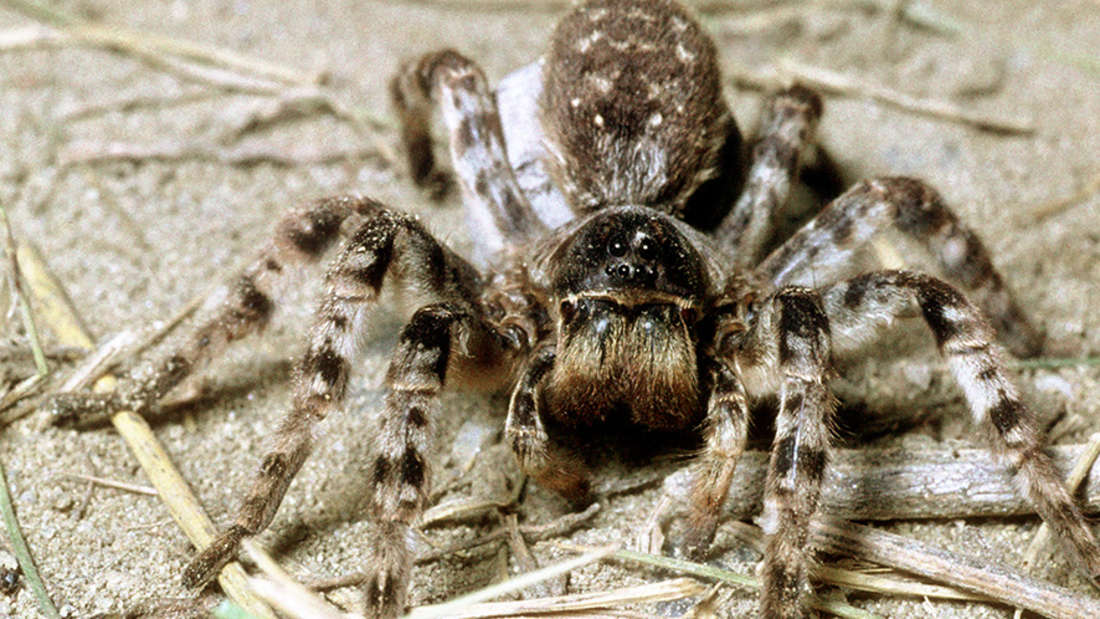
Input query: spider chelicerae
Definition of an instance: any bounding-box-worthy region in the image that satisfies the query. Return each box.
[48,0,1100,616]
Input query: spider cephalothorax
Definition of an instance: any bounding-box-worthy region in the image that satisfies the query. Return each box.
[540,207,715,430]
[48,0,1099,617]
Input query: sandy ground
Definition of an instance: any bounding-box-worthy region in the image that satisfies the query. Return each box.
[0,0,1098,617]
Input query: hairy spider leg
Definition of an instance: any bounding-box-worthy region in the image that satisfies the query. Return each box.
[716,85,824,268]
[757,177,1043,357]
[820,269,1100,586]
[46,196,385,427]
[504,345,593,504]
[392,50,547,264]
[733,287,837,618]
[682,358,751,557]
[181,205,516,619]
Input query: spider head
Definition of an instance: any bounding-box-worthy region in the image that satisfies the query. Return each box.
[542,207,708,429]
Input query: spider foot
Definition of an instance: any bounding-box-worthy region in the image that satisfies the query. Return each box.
[680,513,719,561]
[181,525,247,589]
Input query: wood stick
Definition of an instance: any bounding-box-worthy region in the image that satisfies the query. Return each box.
[779,58,1034,134]
[19,242,277,619]
[2,0,317,85]
[664,443,1100,521]
[812,519,1100,619]
[725,521,993,604]
[409,578,704,619]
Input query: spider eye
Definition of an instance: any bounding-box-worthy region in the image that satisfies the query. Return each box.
[637,237,658,261]
[608,239,627,257]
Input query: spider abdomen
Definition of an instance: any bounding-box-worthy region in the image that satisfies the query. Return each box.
[539,0,731,213]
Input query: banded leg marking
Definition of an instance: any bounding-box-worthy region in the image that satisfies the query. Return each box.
[392,50,546,262]
[758,177,1042,356]
[181,204,499,619]
[736,287,836,618]
[716,85,823,267]
[683,359,750,558]
[822,270,1100,584]
[48,196,384,426]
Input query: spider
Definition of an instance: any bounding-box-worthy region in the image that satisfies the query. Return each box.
[47,0,1100,616]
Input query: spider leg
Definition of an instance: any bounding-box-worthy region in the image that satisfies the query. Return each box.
[715,85,823,267]
[391,50,547,263]
[738,287,837,618]
[46,196,383,426]
[757,177,1042,357]
[682,359,750,558]
[181,206,513,619]
[504,345,592,506]
[821,269,1100,585]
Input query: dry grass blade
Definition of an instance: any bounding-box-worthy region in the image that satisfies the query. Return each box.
[725,521,991,604]
[662,443,1100,521]
[3,0,318,85]
[0,460,60,618]
[1027,170,1100,223]
[242,539,349,619]
[812,519,1100,618]
[779,58,1034,134]
[407,545,618,619]
[1,206,47,377]
[410,578,704,619]
[57,473,158,496]
[18,243,277,618]
[58,140,382,170]
[555,542,881,619]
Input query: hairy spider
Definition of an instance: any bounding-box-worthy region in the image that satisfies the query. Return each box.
[48,0,1099,616]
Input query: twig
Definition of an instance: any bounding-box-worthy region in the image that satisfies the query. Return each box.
[1,205,47,377]
[410,578,705,619]
[812,519,1100,618]
[0,461,60,618]
[779,58,1035,134]
[242,539,347,619]
[662,443,1100,521]
[19,241,277,618]
[308,503,603,592]
[1027,171,1100,223]
[54,330,139,395]
[504,512,564,599]
[421,475,524,528]
[0,342,84,363]
[2,0,318,86]
[726,521,992,603]
[556,542,881,619]
[56,473,157,496]
[389,0,966,36]
[1021,432,1100,568]
[58,91,222,122]
[3,0,397,165]
[0,374,47,412]
[58,140,382,169]
[407,545,618,619]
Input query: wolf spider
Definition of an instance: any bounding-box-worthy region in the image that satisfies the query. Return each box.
[48,0,1100,616]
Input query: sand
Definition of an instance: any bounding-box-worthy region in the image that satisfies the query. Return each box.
[0,0,1098,617]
